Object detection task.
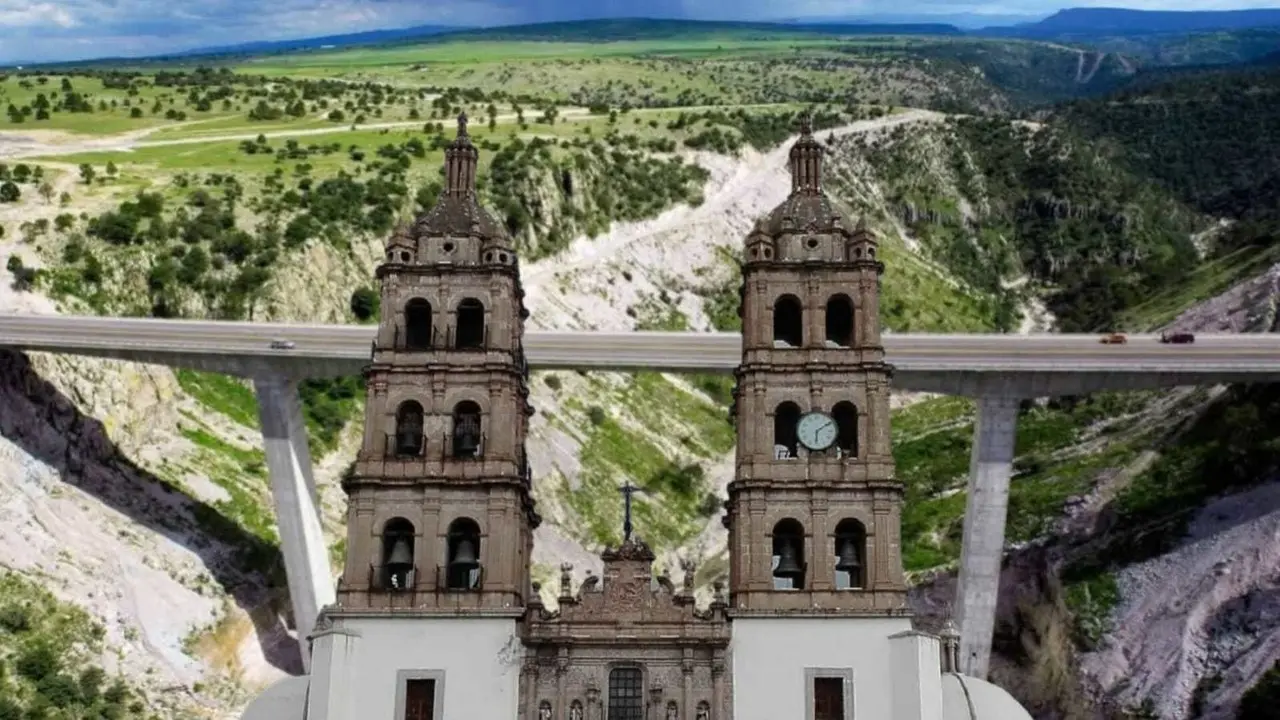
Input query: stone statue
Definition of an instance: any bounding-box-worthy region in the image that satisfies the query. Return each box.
[570,702,583,720]
[666,701,679,720]
[538,702,552,720]
[695,703,710,720]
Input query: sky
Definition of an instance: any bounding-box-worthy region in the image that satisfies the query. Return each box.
[0,0,1277,64]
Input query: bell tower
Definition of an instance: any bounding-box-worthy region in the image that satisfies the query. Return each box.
[338,113,539,615]
[723,115,907,615]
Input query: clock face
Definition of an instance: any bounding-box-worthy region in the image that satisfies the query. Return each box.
[796,412,837,452]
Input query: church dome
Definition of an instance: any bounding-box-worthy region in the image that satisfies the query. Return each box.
[240,675,309,720]
[941,673,1034,720]
[750,114,860,240]
[410,113,512,248]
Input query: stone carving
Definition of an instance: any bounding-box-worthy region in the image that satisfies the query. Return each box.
[570,700,583,720]
[680,558,697,594]
[538,701,552,720]
[656,574,675,594]
[666,701,679,720]
[695,701,710,720]
[560,562,574,598]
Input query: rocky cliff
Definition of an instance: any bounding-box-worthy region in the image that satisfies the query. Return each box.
[2,111,1279,719]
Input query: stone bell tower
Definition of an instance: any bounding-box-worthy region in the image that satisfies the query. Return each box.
[337,112,540,616]
[723,115,907,615]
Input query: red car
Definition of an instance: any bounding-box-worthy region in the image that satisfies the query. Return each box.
[1160,332,1196,344]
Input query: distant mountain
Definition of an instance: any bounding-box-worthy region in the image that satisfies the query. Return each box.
[789,13,1046,30]
[984,7,1280,39]
[433,18,963,42]
[174,23,465,58]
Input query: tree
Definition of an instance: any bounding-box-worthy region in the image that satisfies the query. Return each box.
[0,181,19,203]
[105,161,118,178]
[38,182,54,204]
[349,287,380,321]
[6,255,36,291]
[1239,660,1280,719]
[78,164,95,185]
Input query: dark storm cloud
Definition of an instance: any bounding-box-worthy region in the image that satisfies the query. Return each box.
[3,0,1279,63]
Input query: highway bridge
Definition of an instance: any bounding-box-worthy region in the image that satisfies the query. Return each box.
[3,313,1280,394]
[3,312,1279,677]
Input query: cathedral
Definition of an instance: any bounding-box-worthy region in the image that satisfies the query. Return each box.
[242,114,1035,720]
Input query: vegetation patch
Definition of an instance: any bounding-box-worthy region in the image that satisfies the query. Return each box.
[556,372,727,550]
[1068,384,1280,580]
[0,571,152,719]
[175,369,260,429]
[895,392,1157,572]
[177,424,278,548]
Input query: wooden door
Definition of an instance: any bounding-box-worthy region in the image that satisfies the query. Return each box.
[813,677,844,720]
[404,679,435,720]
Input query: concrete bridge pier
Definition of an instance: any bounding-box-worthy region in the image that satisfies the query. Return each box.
[954,394,1021,680]
[253,374,335,671]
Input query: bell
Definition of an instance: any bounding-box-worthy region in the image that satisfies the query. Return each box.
[774,540,803,579]
[835,537,862,574]
[396,431,420,454]
[386,537,414,574]
[455,427,480,456]
[449,538,479,571]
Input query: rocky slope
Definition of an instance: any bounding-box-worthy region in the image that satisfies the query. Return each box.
[3,109,1279,719]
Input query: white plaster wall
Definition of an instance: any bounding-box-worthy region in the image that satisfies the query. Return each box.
[731,617,915,720]
[322,616,522,720]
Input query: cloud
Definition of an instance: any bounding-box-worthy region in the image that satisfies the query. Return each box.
[2,0,1279,64]
[0,1,79,29]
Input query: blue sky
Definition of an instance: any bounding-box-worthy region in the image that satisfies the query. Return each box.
[0,0,1276,64]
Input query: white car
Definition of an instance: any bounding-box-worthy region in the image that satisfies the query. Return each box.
[269,339,296,350]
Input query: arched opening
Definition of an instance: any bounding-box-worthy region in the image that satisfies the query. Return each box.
[381,517,415,591]
[774,401,801,459]
[825,294,855,347]
[394,401,425,456]
[445,517,481,590]
[455,298,485,349]
[771,518,806,590]
[832,402,858,458]
[834,518,867,590]
[773,295,803,347]
[404,298,432,350]
[451,401,482,458]
[608,667,643,720]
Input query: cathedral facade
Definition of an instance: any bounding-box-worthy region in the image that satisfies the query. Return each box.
[243,115,1035,720]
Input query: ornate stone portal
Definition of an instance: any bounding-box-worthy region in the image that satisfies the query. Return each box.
[521,488,730,719]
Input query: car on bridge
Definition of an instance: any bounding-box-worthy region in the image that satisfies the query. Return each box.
[269,339,297,350]
[1099,333,1128,345]
[1160,331,1196,344]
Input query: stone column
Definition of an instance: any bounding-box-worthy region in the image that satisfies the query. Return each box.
[556,654,569,718]
[749,503,767,593]
[254,374,334,670]
[711,653,727,720]
[682,654,694,719]
[872,504,893,590]
[521,661,539,720]
[955,395,1020,679]
[810,496,831,591]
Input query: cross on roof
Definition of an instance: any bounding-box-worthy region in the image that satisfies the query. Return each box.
[618,480,645,543]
